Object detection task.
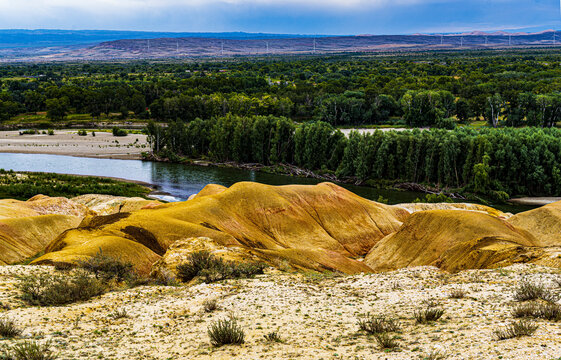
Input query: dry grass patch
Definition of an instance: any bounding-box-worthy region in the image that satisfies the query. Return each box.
[494,320,538,340]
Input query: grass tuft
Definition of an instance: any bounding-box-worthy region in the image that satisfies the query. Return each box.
[207,317,245,347]
[0,341,56,360]
[203,299,219,313]
[512,301,561,321]
[494,319,538,340]
[513,280,558,303]
[357,314,400,334]
[448,288,466,299]
[263,331,284,343]
[414,306,445,324]
[0,318,21,339]
[374,332,400,350]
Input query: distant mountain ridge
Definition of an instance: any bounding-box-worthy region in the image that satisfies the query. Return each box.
[0,29,559,61]
[0,29,321,49]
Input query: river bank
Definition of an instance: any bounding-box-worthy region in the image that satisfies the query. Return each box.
[0,130,553,212]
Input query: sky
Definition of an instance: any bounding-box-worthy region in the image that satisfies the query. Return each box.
[0,0,559,35]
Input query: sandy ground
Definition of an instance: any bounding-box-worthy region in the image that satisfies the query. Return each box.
[0,264,560,360]
[0,130,149,160]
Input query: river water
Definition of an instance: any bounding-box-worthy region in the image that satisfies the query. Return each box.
[0,152,535,213]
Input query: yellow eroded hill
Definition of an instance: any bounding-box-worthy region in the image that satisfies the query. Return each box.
[71,194,161,215]
[34,182,408,274]
[397,202,509,218]
[364,210,538,273]
[0,195,90,220]
[0,195,89,264]
[507,201,561,247]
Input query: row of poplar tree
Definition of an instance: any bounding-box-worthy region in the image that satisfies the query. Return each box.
[145,115,561,198]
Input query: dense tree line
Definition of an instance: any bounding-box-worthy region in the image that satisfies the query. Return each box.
[2,50,561,127]
[146,116,561,198]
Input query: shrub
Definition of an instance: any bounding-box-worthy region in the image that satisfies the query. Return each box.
[112,127,128,137]
[414,306,445,324]
[514,280,558,303]
[77,249,134,282]
[77,130,87,136]
[357,314,400,334]
[494,320,538,340]
[0,341,56,360]
[512,302,561,321]
[176,251,216,282]
[17,270,106,306]
[176,251,266,283]
[0,318,21,338]
[203,299,218,313]
[208,318,245,347]
[263,331,284,343]
[449,289,466,299]
[374,333,400,350]
[47,129,54,136]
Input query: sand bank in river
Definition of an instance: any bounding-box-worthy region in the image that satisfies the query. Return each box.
[0,130,149,160]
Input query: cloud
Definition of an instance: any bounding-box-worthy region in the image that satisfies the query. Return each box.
[0,0,557,34]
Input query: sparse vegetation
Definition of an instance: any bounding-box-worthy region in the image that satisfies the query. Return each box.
[414,306,445,324]
[207,317,245,347]
[448,288,466,299]
[512,301,561,321]
[494,319,538,340]
[176,250,266,283]
[110,308,129,319]
[17,270,106,306]
[263,331,284,343]
[422,351,447,360]
[357,314,400,334]
[203,299,218,313]
[0,318,21,339]
[77,249,135,282]
[0,341,56,360]
[513,280,559,303]
[374,332,400,351]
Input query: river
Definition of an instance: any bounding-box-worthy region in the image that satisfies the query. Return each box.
[0,152,536,213]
